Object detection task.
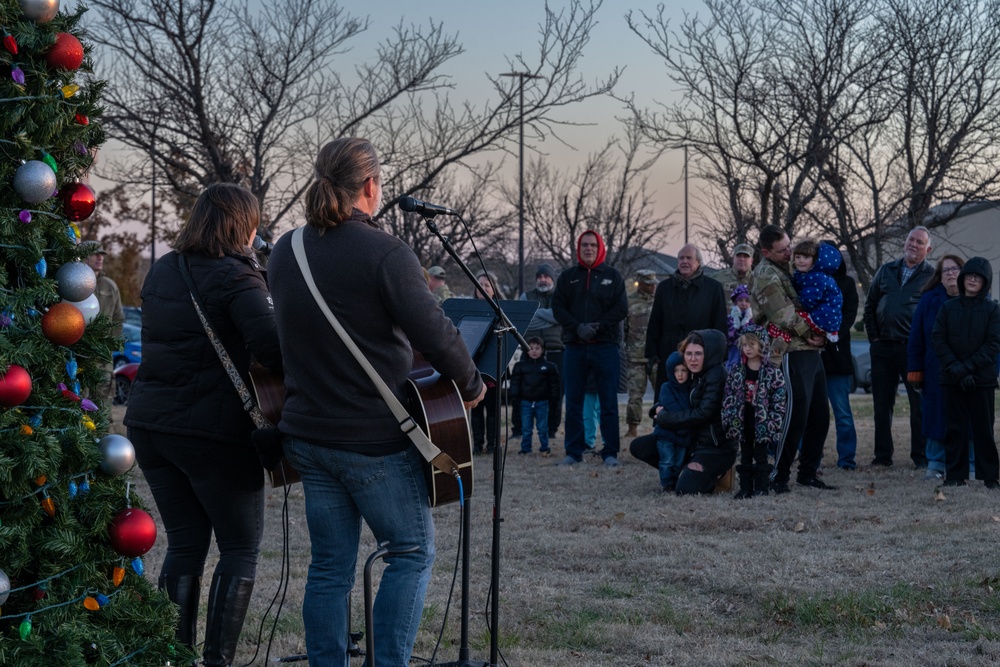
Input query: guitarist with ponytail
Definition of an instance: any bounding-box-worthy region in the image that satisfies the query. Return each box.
[267,137,486,667]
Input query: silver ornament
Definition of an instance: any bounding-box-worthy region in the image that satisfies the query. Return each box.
[19,0,59,22]
[13,161,57,204]
[0,569,9,606]
[99,434,136,476]
[56,262,97,302]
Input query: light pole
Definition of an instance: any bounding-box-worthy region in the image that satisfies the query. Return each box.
[500,71,542,296]
[683,145,689,244]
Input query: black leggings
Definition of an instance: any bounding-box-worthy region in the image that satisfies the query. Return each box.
[630,434,736,494]
[130,427,264,579]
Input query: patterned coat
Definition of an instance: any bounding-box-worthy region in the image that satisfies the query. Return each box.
[721,326,788,452]
[625,288,656,363]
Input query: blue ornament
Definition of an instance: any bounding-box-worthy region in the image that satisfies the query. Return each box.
[66,356,78,379]
[35,257,47,277]
[79,477,90,494]
[65,225,77,242]
[96,593,109,607]
[27,308,39,317]
[131,557,144,576]
[68,480,78,498]
[28,414,41,428]
[72,380,81,395]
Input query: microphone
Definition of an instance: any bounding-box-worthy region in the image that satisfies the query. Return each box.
[398,196,459,218]
[252,236,274,255]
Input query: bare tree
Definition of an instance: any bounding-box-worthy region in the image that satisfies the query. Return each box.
[88,0,619,240]
[508,126,674,277]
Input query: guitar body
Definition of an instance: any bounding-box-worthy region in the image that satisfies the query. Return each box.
[248,361,301,487]
[405,353,474,507]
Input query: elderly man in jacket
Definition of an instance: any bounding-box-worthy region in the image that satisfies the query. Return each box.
[863,226,935,468]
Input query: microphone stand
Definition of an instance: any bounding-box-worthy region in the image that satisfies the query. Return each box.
[421,214,527,667]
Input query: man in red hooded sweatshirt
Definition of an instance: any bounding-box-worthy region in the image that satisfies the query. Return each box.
[552,231,628,467]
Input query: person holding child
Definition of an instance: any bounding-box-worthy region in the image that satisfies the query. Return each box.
[726,284,754,367]
[791,239,844,342]
[654,329,738,495]
[931,257,1000,488]
[722,324,787,498]
[509,337,561,455]
[653,351,693,492]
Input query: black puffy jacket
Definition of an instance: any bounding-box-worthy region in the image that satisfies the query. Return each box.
[654,329,736,452]
[508,354,560,402]
[931,257,1000,388]
[124,251,282,444]
[821,261,860,376]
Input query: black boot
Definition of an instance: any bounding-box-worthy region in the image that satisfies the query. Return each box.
[202,574,255,667]
[733,464,754,499]
[158,574,200,651]
[753,464,773,497]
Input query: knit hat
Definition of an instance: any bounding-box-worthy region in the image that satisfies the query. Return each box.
[730,284,751,303]
[535,263,555,279]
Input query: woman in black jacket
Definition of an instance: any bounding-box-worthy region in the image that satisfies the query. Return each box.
[930,256,1000,489]
[655,329,738,495]
[125,184,282,666]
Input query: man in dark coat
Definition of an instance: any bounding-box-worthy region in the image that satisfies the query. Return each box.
[863,226,935,467]
[645,244,728,393]
[821,247,860,470]
[552,230,628,468]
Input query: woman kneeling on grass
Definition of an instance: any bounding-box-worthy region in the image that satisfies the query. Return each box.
[653,329,738,495]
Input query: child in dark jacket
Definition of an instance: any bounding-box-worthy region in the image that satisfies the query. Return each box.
[722,324,787,498]
[931,257,1000,488]
[653,351,693,491]
[509,337,561,454]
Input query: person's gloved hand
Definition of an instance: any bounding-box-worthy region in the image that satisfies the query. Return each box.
[576,323,599,341]
[646,356,658,377]
[906,371,923,392]
[960,374,977,392]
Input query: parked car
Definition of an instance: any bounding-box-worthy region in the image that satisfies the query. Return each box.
[113,323,142,369]
[113,362,139,405]
[123,306,141,327]
[850,340,871,393]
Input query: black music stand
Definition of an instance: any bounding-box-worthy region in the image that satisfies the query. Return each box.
[439,297,535,667]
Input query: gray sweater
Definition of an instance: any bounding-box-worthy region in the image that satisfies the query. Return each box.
[268,212,483,452]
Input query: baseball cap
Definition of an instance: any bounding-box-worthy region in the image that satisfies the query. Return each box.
[428,266,446,278]
[82,240,107,255]
[636,269,658,285]
[733,243,753,257]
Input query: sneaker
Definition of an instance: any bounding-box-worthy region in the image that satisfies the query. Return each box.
[984,480,1000,490]
[942,479,967,487]
[661,485,675,493]
[770,480,791,495]
[604,456,621,468]
[555,455,580,466]
[539,449,552,458]
[838,465,857,471]
[797,476,836,490]
[517,450,531,456]
[923,470,944,481]
[870,459,893,467]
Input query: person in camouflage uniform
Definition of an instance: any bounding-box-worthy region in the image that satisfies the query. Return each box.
[427,265,454,303]
[751,225,832,494]
[625,269,658,437]
[713,242,755,298]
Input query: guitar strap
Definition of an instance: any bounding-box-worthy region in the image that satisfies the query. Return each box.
[290,227,460,477]
[177,254,272,430]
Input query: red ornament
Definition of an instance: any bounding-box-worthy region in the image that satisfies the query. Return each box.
[41,302,86,346]
[108,508,157,557]
[61,182,96,222]
[0,365,32,407]
[74,113,89,125]
[46,33,84,71]
[3,34,17,55]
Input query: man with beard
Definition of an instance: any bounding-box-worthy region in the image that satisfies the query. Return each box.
[644,244,727,393]
[516,264,563,439]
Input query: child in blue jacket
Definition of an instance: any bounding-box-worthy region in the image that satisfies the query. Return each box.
[653,351,693,491]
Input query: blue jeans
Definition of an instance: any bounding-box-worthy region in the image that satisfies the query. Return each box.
[657,439,686,489]
[583,393,599,447]
[563,343,621,461]
[927,439,975,474]
[285,438,435,667]
[520,400,550,452]
[826,374,857,469]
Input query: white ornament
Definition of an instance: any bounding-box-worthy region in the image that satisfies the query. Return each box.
[99,434,136,476]
[65,294,100,325]
[19,0,59,23]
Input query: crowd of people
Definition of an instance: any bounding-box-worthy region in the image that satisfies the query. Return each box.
[120,134,1000,665]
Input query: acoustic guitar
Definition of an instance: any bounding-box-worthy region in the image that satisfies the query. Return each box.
[247,361,301,487]
[249,355,473,504]
[404,352,474,507]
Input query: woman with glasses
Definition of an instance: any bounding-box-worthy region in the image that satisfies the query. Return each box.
[907,255,966,480]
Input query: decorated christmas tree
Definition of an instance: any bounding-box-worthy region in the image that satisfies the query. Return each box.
[0,1,186,664]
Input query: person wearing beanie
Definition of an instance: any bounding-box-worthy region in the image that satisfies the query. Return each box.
[518,263,564,439]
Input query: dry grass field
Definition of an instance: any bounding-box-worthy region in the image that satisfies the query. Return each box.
[111,392,1000,666]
